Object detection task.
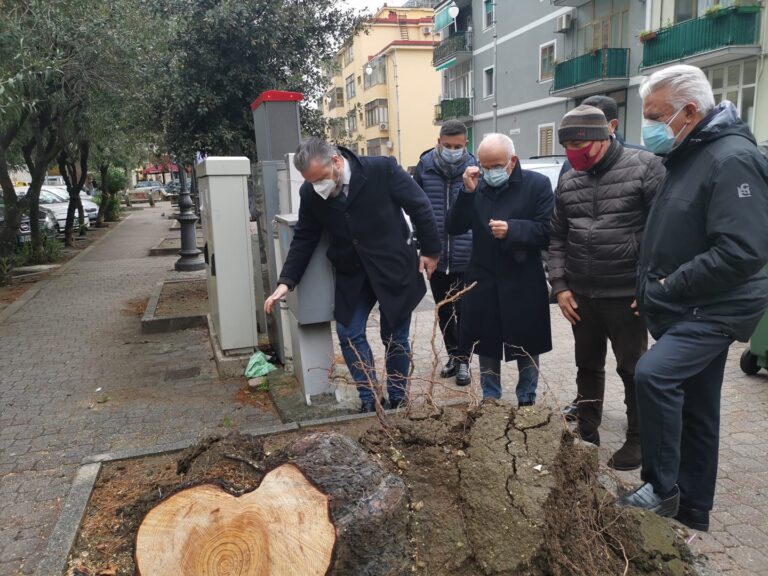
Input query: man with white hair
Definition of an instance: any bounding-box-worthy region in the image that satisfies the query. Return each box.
[617,64,768,532]
[447,133,554,406]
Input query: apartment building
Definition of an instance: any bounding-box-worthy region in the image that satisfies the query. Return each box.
[322,5,442,170]
[432,0,766,158]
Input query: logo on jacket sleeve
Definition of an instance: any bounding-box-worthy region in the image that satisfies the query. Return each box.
[737,183,752,198]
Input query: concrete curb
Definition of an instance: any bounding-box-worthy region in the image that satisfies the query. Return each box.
[33,463,101,576]
[140,279,207,334]
[0,217,129,326]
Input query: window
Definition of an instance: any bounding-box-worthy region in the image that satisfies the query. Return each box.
[484,0,494,29]
[483,66,494,98]
[327,87,344,110]
[539,41,555,82]
[538,124,555,156]
[347,110,357,133]
[443,61,472,99]
[367,138,387,156]
[706,60,757,130]
[345,74,356,99]
[577,4,630,53]
[342,44,354,66]
[364,58,387,90]
[364,99,389,127]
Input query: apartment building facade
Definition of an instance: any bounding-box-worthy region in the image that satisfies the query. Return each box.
[322,5,442,170]
[432,0,766,158]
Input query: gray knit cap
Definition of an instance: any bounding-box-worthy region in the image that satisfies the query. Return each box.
[558,105,610,144]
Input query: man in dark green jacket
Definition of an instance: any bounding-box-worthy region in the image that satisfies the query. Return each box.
[617,65,768,532]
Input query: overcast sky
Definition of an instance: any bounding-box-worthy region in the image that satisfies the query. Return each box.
[341,0,408,17]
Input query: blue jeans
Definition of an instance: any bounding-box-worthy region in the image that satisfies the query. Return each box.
[479,354,539,404]
[336,284,412,404]
[635,320,732,511]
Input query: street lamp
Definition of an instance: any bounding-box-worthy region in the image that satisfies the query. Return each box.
[364,63,373,76]
[447,1,459,19]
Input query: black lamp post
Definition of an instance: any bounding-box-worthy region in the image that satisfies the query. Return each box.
[174,160,205,271]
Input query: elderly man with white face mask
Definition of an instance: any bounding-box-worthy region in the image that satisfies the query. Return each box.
[616,64,768,533]
[265,137,441,413]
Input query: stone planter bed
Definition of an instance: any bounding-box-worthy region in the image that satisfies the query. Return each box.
[140,278,208,334]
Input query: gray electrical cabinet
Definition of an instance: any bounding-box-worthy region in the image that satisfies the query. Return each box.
[274,214,335,325]
[198,157,258,354]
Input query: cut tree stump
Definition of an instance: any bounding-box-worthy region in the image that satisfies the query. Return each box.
[135,464,335,575]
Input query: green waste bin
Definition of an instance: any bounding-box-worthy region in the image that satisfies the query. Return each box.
[740,273,768,375]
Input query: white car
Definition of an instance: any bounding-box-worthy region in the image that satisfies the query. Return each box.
[45,186,100,224]
[519,156,568,193]
[15,187,92,233]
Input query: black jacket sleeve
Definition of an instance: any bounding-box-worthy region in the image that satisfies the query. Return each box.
[277,187,323,288]
[386,157,441,257]
[665,151,768,299]
[446,187,475,235]
[502,174,554,250]
[547,181,569,295]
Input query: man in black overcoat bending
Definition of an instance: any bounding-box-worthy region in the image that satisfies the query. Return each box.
[265,138,441,412]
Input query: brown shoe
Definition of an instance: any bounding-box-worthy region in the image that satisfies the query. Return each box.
[608,440,641,471]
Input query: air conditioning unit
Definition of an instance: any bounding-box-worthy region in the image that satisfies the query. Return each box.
[555,13,573,33]
[379,122,389,130]
[422,26,433,35]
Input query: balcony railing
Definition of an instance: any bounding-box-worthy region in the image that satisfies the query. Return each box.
[433,32,471,66]
[552,48,630,93]
[434,97,472,122]
[641,5,761,69]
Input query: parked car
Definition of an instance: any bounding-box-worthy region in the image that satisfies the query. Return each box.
[44,186,99,224]
[163,180,190,196]
[15,187,91,233]
[520,156,568,193]
[0,196,56,244]
[134,180,165,196]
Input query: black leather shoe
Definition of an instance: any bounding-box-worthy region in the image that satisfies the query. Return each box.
[456,362,471,386]
[518,401,535,408]
[359,400,377,413]
[388,397,406,410]
[616,483,679,517]
[440,358,457,378]
[675,505,709,532]
[607,440,642,471]
[561,402,578,422]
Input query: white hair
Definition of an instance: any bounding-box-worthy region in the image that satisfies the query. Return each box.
[639,64,715,115]
[477,133,516,160]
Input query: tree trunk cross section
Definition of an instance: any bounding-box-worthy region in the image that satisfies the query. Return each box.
[135,464,335,575]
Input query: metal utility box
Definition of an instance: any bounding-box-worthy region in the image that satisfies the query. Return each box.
[198,157,258,353]
[274,213,335,325]
[251,91,303,162]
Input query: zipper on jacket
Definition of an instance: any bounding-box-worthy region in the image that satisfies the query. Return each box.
[587,177,599,296]
[445,180,451,274]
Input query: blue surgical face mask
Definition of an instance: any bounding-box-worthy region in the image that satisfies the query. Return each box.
[642,106,686,154]
[440,146,464,164]
[482,160,511,187]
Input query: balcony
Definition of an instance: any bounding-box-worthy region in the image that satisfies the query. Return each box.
[551,48,630,98]
[432,31,472,69]
[434,97,472,123]
[641,5,761,71]
[552,0,593,6]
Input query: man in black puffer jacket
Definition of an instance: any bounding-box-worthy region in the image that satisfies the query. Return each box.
[616,65,768,532]
[548,105,665,471]
[413,120,477,386]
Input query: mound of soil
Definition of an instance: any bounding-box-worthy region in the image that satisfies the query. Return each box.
[67,404,708,576]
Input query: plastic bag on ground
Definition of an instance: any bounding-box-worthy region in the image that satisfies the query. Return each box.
[244,350,277,378]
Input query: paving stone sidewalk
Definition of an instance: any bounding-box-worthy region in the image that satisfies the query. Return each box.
[0,206,280,575]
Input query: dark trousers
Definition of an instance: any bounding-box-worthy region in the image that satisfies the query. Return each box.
[336,281,412,404]
[572,295,648,445]
[635,320,732,511]
[429,271,469,361]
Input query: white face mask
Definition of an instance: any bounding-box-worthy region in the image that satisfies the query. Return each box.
[312,161,341,199]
